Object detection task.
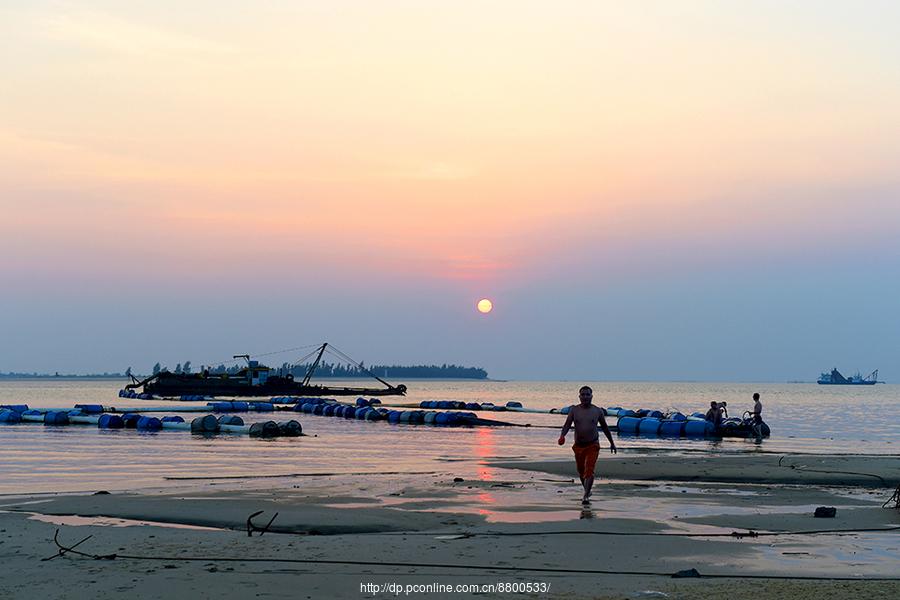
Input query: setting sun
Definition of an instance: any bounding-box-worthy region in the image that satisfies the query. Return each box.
[477,298,493,314]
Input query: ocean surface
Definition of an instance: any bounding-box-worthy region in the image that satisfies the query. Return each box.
[1,379,898,495]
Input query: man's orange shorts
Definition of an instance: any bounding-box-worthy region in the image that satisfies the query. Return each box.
[572,441,600,480]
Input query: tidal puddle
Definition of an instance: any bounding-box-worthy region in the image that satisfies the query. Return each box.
[1,510,223,531]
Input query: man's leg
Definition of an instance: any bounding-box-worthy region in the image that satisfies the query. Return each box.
[582,444,600,500]
[573,445,587,489]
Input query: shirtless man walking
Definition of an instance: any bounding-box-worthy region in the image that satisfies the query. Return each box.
[558,386,617,503]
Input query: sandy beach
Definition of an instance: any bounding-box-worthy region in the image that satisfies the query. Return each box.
[2,453,898,599]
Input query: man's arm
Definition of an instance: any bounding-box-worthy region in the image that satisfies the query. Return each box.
[558,409,574,445]
[598,412,617,454]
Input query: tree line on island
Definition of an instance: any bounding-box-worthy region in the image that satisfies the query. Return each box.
[2,362,488,380]
[149,361,488,380]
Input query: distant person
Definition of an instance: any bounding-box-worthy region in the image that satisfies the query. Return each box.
[719,401,728,419]
[558,386,617,504]
[705,401,722,429]
[750,393,763,440]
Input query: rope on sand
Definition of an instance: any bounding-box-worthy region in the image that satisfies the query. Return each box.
[777,455,890,486]
[44,528,900,581]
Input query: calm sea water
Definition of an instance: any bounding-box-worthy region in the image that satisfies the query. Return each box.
[1,379,898,494]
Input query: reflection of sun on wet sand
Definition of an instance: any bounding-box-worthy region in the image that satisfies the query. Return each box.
[1,454,899,599]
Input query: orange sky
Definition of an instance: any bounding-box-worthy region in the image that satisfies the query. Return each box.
[2,1,900,376]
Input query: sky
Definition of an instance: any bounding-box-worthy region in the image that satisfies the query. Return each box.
[2,1,899,381]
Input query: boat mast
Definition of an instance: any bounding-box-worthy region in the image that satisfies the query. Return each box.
[302,343,328,387]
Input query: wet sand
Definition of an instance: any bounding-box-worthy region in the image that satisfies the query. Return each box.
[1,453,899,599]
[491,454,900,487]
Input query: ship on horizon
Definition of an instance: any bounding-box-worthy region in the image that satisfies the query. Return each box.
[817,368,881,385]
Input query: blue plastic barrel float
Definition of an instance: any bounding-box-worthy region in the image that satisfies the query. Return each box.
[231,401,249,412]
[249,421,280,437]
[616,416,641,434]
[354,407,370,420]
[97,414,124,429]
[684,420,716,437]
[0,409,22,423]
[161,416,185,423]
[659,420,686,437]
[665,412,687,422]
[638,417,662,435]
[43,411,70,426]
[365,409,382,421]
[322,404,337,417]
[312,404,325,415]
[74,404,104,414]
[278,420,303,436]
[217,415,243,426]
[136,416,162,430]
[191,415,220,433]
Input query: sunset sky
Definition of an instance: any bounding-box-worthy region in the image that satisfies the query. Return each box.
[2,1,899,380]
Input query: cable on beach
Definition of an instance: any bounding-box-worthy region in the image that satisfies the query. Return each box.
[44,528,900,582]
[776,455,890,486]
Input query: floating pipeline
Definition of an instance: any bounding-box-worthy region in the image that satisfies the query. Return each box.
[207,401,275,413]
[0,405,302,438]
[117,389,157,400]
[119,390,226,402]
[72,403,283,415]
[614,413,768,439]
[291,400,520,428]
